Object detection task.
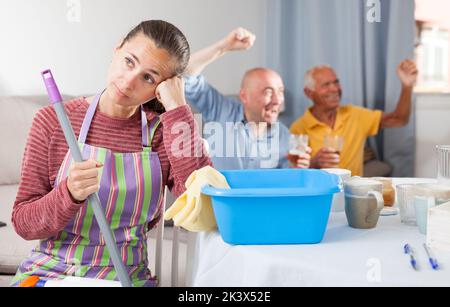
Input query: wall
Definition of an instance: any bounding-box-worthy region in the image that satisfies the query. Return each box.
[414,93,450,178]
[0,0,268,96]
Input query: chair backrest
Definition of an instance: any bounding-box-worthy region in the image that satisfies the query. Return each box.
[154,187,180,287]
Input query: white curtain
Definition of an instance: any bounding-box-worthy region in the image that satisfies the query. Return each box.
[265,0,416,176]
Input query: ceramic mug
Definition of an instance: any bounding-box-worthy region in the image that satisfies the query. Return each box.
[344,177,384,229]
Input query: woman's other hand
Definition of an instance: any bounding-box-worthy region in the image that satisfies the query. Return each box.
[67,159,102,202]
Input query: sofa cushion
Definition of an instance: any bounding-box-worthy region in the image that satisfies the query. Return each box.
[0,184,38,274]
[0,95,74,185]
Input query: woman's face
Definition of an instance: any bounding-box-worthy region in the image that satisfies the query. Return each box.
[105,33,176,107]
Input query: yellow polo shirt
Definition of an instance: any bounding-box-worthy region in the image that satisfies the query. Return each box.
[290,104,382,176]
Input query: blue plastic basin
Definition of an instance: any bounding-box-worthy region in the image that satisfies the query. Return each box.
[202,169,340,245]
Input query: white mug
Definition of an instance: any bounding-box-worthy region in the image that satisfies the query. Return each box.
[322,168,351,212]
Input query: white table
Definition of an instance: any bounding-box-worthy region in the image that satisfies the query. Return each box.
[186,178,450,287]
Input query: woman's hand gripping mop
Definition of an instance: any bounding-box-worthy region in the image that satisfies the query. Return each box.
[41,70,132,287]
[165,166,230,232]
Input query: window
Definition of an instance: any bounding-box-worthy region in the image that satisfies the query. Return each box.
[415,0,450,92]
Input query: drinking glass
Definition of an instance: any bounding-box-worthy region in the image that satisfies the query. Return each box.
[437,145,450,185]
[397,184,417,225]
[324,135,344,153]
[288,134,309,166]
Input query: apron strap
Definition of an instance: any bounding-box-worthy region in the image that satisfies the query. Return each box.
[143,116,161,148]
[79,92,160,148]
[78,94,101,143]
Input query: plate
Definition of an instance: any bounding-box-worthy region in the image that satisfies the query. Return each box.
[380,206,399,216]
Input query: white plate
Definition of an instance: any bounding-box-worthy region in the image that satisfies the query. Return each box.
[380,206,399,216]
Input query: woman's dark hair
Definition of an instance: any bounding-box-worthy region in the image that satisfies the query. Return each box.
[121,20,190,113]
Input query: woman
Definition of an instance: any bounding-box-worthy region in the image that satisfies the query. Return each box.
[11,20,211,287]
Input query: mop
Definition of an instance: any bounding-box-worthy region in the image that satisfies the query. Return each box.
[41,70,132,287]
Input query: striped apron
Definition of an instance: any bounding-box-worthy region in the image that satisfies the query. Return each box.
[13,94,163,287]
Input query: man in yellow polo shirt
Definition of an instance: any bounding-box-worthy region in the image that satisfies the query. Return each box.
[290,60,418,176]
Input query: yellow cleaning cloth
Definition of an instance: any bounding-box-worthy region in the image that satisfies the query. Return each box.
[164,166,230,232]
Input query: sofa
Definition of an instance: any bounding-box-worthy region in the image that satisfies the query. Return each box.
[0,95,57,280]
[0,95,185,287]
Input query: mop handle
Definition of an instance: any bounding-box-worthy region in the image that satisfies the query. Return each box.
[41,70,132,287]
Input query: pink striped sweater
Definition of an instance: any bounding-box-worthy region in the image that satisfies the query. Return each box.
[12,97,211,240]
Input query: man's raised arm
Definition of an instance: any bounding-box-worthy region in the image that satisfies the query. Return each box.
[185,27,256,76]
